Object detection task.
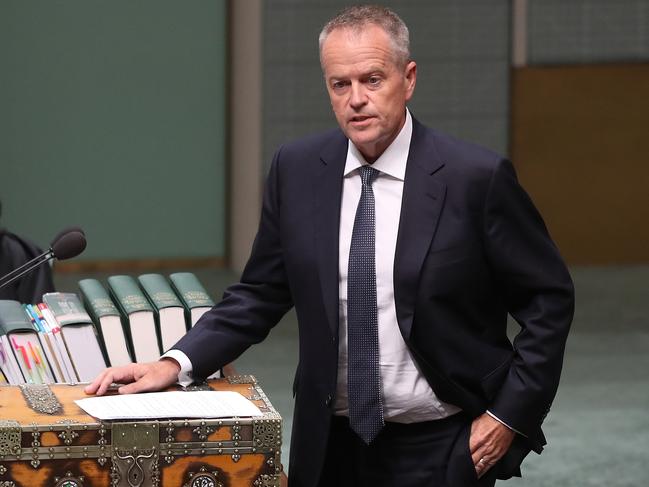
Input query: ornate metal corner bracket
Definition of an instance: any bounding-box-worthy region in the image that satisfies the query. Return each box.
[0,421,21,458]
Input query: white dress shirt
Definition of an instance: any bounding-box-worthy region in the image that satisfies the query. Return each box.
[333,109,460,422]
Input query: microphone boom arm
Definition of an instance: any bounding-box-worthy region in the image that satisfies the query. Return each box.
[0,250,53,289]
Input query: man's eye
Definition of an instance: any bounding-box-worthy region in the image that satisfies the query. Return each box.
[368,77,381,85]
[332,81,348,90]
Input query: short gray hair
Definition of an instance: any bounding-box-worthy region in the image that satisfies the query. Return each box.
[318,5,410,67]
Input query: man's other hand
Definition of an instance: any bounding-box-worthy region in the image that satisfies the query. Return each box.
[470,413,515,478]
[84,358,181,396]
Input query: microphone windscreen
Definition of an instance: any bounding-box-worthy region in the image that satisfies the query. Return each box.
[51,231,87,260]
[49,226,86,248]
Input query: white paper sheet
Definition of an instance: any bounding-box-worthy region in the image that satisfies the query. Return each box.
[75,391,263,420]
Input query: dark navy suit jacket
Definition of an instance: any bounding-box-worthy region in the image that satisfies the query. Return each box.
[174,117,575,487]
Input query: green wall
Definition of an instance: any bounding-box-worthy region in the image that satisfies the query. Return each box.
[0,0,227,261]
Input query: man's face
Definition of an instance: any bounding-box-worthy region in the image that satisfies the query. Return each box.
[321,25,416,162]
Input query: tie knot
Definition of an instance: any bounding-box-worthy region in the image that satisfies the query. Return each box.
[359,165,378,187]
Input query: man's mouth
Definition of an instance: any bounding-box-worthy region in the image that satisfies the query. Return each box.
[349,115,373,124]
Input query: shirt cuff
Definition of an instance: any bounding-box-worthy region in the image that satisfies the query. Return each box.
[161,349,194,387]
[486,410,527,437]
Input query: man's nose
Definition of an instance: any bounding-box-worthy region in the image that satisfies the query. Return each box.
[349,82,367,109]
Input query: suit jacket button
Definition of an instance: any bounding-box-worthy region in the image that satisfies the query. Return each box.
[325,394,333,407]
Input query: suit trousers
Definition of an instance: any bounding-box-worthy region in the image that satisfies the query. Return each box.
[316,412,498,487]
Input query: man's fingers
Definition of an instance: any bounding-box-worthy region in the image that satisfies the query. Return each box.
[471,445,488,466]
[471,439,500,466]
[97,373,117,396]
[476,455,499,478]
[84,370,106,395]
[475,457,488,478]
[87,370,115,396]
[85,360,181,396]
[118,361,180,394]
[471,444,498,479]
[469,413,516,478]
[118,379,151,395]
[85,368,117,396]
[84,365,138,396]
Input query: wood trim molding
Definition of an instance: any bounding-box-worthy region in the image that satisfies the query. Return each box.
[54,257,226,273]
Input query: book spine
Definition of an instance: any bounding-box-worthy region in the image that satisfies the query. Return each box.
[79,279,121,317]
[24,305,58,381]
[138,274,185,353]
[0,336,24,384]
[169,273,215,330]
[42,292,94,326]
[40,331,65,382]
[169,273,215,309]
[138,274,184,310]
[107,276,154,314]
[38,303,79,383]
[10,335,37,384]
[108,276,158,361]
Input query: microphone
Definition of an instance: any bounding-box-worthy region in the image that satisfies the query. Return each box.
[50,226,86,246]
[51,230,87,260]
[0,227,87,292]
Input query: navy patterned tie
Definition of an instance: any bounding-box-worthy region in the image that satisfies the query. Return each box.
[347,165,384,444]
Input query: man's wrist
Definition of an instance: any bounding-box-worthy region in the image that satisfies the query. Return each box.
[159,356,181,375]
[161,349,194,386]
[486,410,527,437]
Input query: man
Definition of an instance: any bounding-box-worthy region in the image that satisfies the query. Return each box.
[87,6,574,487]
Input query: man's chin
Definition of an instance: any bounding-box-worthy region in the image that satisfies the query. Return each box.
[347,131,379,149]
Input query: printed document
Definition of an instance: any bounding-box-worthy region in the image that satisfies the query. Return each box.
[76,391,263,420]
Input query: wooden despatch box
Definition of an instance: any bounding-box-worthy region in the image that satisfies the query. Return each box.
[0,376,282,487]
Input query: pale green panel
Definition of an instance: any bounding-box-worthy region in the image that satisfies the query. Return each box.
[0,0,226,260]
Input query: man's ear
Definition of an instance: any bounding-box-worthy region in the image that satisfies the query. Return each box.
[404,61,417,100]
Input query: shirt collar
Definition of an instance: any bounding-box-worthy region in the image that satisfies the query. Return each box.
[343,108,412,181]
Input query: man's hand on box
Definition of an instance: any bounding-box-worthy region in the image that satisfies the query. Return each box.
[84,358,181,396]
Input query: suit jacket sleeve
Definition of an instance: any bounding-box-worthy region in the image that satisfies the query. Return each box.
[483,159,574,437]
[172,147,294,378]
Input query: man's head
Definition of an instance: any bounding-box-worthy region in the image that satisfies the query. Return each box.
[319,5,416,162]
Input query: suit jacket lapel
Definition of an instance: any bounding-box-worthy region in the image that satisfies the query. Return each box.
[314,131,348,338]
[394,119,446,340]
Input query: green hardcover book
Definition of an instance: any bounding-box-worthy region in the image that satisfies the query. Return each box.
[0,299,53,384]
[169,272,215,328]
[78,279,133,367]
[42,293,108,382]
[138,274,187,354]
[107,275,160,362]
